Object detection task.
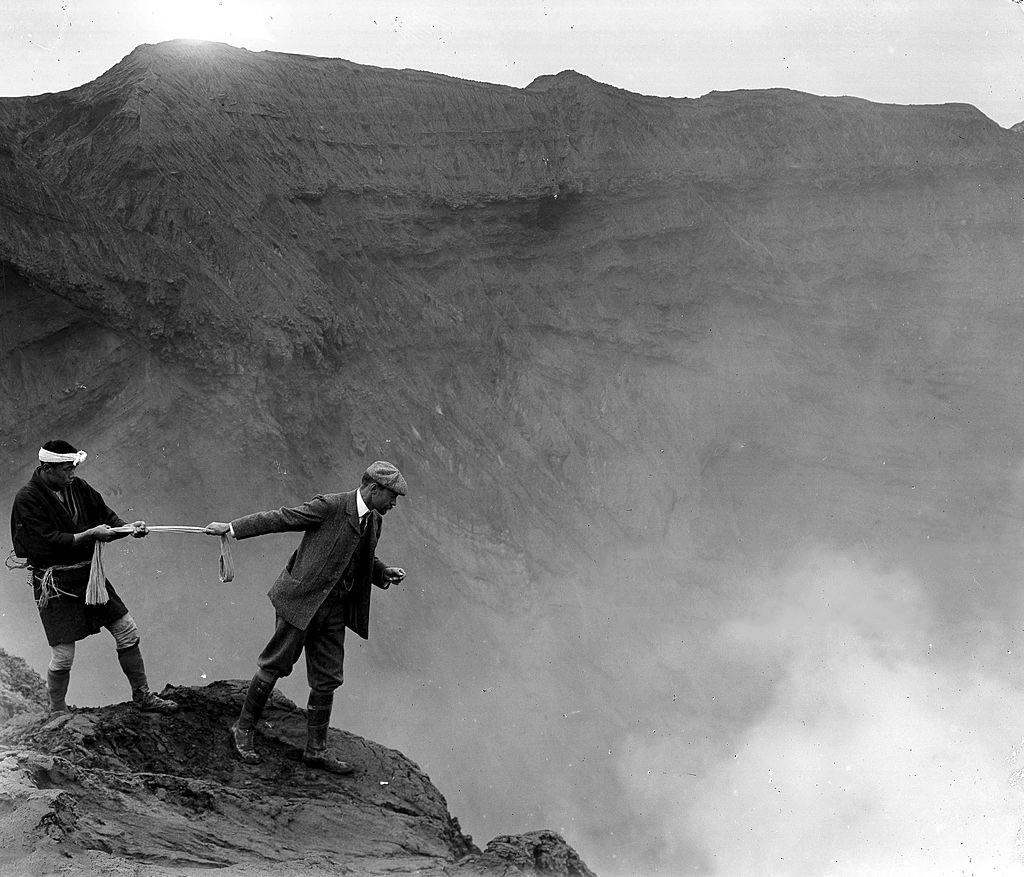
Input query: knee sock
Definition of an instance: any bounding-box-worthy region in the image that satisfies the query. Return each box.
[116,642,149,694]
[46,668,71,712]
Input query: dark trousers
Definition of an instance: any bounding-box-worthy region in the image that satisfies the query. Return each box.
[257,589,347,693]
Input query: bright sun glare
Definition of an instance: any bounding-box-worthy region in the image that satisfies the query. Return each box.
[153,0,275,46]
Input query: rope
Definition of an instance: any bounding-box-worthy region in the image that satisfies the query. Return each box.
[9,526,234,609]
[9,548,93,607]
[85,526,235,606]
[86,543,107,605]
[4,549,29,572]
[144,527,234,584]
[109,526,234,583]
[38,561,91,608]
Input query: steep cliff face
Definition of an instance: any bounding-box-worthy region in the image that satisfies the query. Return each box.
[3,40,1024,874]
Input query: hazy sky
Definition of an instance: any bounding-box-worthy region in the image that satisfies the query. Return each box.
[3,0,1024,126]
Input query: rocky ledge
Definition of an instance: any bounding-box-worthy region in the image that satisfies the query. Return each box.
[0,650,594,876]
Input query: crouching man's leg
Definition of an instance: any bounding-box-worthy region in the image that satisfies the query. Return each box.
[109,614,179,714]
[47,643,75,715]
[302,608,353,775]
[230,615,303,765]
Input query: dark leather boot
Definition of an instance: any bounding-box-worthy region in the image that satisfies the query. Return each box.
[302,691,354,775]
[230,674,275,765]
[132,687,180,714]
[46,668,71,715]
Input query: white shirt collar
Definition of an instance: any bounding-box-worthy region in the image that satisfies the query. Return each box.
[356,489,369,519]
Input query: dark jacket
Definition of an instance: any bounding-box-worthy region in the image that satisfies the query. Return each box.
[10,470,129,645]
[230,489,388,638]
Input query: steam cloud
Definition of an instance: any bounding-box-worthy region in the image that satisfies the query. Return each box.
[618,550,1024,874]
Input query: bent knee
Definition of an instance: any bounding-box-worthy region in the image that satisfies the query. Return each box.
[255,668,279,685]
[107,613,140,651]
[48,642,75,672]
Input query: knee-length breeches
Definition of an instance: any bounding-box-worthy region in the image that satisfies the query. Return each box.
[257,589,347,693]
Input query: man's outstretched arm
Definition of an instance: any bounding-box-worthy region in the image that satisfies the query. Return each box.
[205,494,334,540]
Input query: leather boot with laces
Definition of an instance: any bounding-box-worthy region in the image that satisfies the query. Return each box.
[133,686,179,714]
[119,644,177,713]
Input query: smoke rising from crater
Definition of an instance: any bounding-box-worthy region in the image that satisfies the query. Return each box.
[618,550,1024,874]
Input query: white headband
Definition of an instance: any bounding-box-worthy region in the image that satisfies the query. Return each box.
[38,448,88,466]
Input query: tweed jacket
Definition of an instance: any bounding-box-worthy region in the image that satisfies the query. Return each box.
[230,489,388,637]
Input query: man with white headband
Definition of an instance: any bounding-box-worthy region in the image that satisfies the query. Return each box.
[10,439,179,715]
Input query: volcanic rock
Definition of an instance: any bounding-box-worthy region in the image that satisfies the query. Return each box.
[0,647,45,724]
[459,831,596,876]
[0,655,592,876]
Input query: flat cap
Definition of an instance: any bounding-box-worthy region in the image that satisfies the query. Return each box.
[365,460,408,496]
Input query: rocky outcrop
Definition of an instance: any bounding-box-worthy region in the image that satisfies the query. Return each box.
[0,655,592,876]
[459,832,596,876]
[0,648,45,724]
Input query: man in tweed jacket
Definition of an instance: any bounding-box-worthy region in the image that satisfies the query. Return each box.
[205,461,407,773]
